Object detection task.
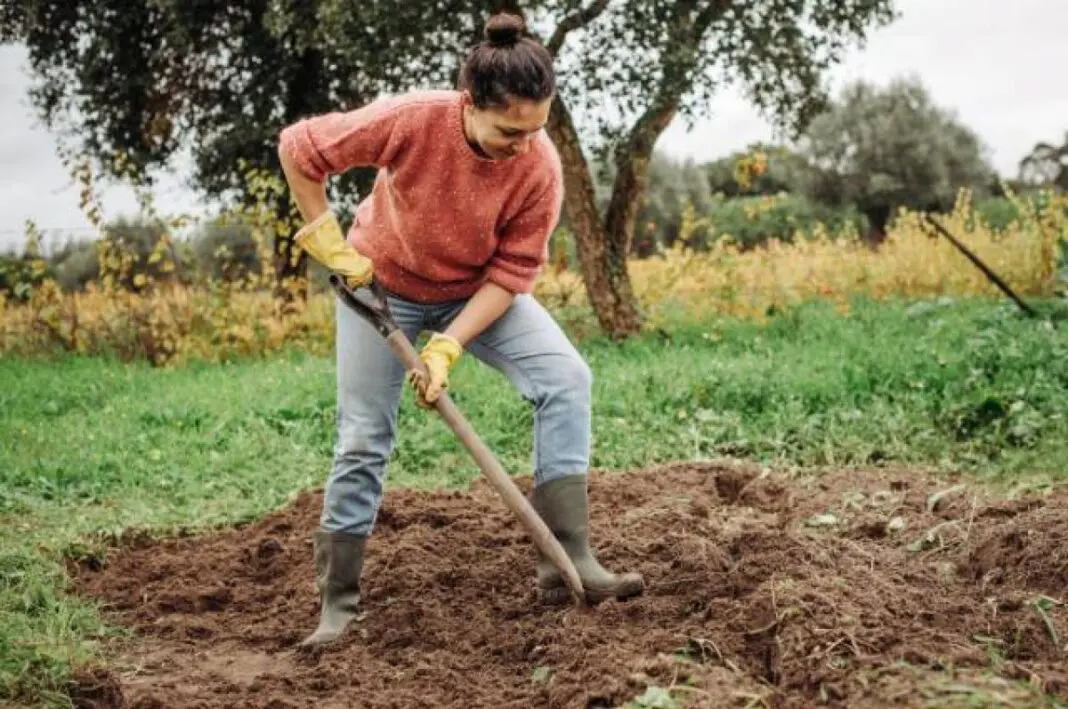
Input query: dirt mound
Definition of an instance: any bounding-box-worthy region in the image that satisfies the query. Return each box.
[71,462,1068,708]
[963,501,1068,596]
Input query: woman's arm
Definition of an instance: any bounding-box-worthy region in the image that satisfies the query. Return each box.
[443,281,515,346]
[279,144,330,222]
[409,280,515,406]
[443,148,563,345]
[276,119,379,290]
[276,94,412,208]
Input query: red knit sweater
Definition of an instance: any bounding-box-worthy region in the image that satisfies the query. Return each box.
[279,90,564,303]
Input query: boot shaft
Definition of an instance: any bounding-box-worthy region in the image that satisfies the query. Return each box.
[303,530,367,647]
[530,475,591,548]
[313,530,368,594]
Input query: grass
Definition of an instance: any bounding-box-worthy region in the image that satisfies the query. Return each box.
[2,294,1067,706]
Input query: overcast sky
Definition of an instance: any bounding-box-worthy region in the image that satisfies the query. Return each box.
[1,0,1065,253]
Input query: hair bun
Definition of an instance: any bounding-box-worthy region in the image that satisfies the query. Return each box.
[484,12,525,47]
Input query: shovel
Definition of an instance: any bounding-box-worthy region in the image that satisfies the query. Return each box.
[328,275,586,607]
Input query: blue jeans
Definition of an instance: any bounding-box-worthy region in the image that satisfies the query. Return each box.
[321,288,592,535]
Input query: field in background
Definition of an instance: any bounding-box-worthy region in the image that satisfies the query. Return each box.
[2,189,1065,367]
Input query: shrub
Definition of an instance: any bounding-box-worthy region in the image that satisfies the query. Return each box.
[48,239,101,292]
[2,182,1063,366]
[190,218,266,283]
[537,189,1066,327]
[686,193,869,250]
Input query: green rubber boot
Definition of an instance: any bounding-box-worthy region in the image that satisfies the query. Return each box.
[301,530,367,647]
[531,475,645,604]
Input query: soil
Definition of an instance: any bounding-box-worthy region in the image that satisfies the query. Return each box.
[69,461,1068,708]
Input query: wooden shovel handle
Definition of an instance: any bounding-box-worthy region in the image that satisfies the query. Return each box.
[327,274,585,606]
[382,330,586,607]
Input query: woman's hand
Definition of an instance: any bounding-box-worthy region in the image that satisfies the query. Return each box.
[408,333,463,408]
[293,211,373,290]
[408,282,515,407]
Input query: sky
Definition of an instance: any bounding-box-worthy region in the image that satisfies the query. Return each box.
[1,0,1066,253]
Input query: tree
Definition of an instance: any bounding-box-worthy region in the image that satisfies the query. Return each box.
[703,143,814,198]
[1019,131,1068,191]
[4,0,898,338]
[639,155,715,255]
[310,0,899,335]
[797,75,996,238]
[191,218,265,283]
[536,0,898,337]
[0,0,382,304]
[626,154,714,256]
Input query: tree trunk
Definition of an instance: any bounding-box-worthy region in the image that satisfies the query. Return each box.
[540,2,723,340]
[547,96,643,339]
[604,95,680,263]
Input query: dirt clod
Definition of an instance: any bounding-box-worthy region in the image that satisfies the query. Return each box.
[965,502,1068,596]
[68,668,124,709]
[73,462,1068,708]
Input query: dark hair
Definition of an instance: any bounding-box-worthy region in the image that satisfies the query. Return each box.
[458,12,556,109]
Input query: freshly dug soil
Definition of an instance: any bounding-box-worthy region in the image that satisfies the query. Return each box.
[70,462,1068,708]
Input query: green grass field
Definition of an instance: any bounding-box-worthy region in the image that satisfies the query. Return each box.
[2,295,1067,706]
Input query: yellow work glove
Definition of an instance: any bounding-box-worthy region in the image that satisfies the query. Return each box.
[294,210,373,289]
[408,333,463,408]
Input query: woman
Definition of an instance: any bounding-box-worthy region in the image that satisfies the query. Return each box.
[278,11,644,648]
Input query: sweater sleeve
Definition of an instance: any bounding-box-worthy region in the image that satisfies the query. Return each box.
[278,95,411,182]
[485,152,564,294]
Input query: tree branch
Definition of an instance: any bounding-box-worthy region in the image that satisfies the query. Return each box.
[602,98,679,246]
[603,0,730,244]
[694,0,729,32]
[546,0,611,57]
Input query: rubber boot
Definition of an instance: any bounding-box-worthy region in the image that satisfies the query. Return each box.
[531,475,645,604]
[301,530,367,647]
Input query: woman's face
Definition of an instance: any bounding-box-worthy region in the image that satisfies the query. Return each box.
[463,93,552,161]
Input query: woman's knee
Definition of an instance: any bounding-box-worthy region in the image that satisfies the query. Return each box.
[544,352,593,405]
